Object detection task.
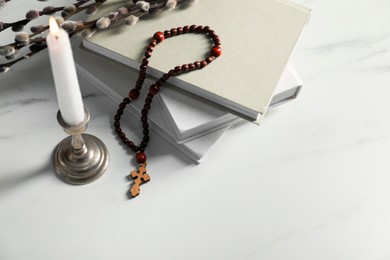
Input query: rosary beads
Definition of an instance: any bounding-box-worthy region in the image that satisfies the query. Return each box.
[114,25,222,198]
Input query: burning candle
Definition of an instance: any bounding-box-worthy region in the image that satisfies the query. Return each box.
[46,17,84,126]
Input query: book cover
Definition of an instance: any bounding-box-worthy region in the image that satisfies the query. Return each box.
[83,0,311,122]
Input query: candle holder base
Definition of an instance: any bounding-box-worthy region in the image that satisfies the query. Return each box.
[53,108,109,185]
[53,134,109,185]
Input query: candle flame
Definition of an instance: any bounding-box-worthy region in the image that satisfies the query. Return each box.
[49,17,59,37]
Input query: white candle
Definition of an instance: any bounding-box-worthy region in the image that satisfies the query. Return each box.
[46,17,84,126]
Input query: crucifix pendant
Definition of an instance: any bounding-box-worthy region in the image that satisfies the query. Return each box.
[129,162,150,198]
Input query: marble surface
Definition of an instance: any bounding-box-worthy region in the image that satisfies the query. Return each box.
[1,0,390,259]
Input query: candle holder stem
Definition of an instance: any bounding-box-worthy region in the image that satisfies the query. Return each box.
[53,108,109,185]
[71,134,85,151]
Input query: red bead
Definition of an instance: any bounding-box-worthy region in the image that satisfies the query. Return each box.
[164,30,171,38]
[189,63,195,70]
[150,40,157,47]
[162,73,170,80]
[136,152,147,164]
[149,85,159,95]
[210,46,222,57]
[127,140,135,148]
[140,64,147,71]
[177,27,183,34]
[129,89,140,100]
[181,64,189,72]
[144,51,152,58]
[144,104,151,110]
[196,26,204,32]
[170,28,177,36]
[145,97,152,105]
[174,66,182,73]
[141,108,148,116]
[194,61,201,69]
[153,31,165,43]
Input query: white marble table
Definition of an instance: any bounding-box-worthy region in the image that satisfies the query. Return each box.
[1,0,390,259]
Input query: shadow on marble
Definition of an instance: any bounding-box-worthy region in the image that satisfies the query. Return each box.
[0,160,52,195]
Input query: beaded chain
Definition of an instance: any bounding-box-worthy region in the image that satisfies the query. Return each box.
[113,25,222,198]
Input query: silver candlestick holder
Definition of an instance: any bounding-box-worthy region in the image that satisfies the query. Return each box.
[53,108,109,185]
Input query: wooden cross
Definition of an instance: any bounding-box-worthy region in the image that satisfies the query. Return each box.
[130,163,150,198]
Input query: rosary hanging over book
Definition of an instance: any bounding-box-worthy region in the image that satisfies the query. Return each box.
[114,25,222,198]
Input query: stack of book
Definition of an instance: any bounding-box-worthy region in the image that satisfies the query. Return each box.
[74,0,311,163]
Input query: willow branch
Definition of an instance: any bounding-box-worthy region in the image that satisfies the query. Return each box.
[0,0,198,72]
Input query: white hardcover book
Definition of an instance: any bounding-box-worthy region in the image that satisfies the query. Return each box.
[157,63,303,143]
[83,0,310,122]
